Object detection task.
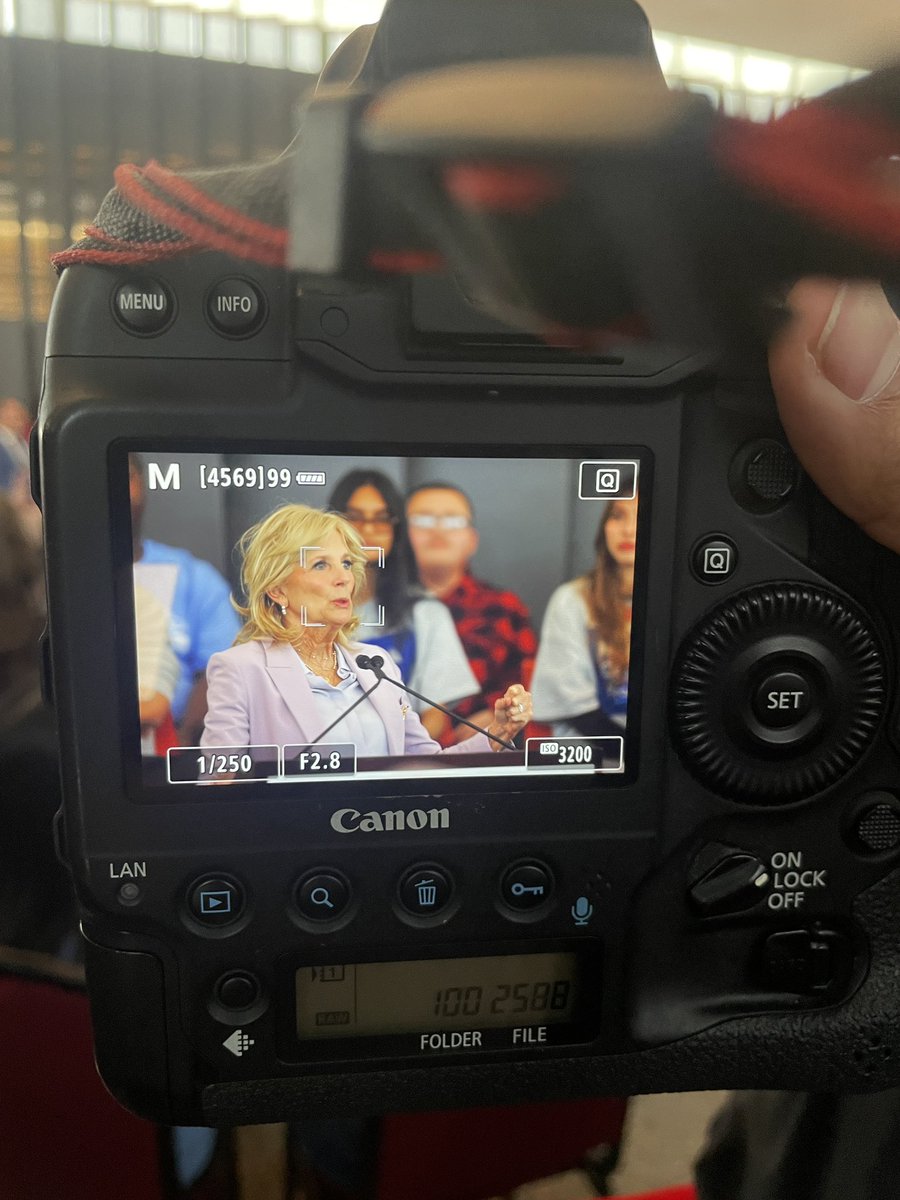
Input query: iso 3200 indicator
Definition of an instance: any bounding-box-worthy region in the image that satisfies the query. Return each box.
[525,735,625,772]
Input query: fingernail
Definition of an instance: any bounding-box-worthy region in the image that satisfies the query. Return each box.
[814,283,900,404]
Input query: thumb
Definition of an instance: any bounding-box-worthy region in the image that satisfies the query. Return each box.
[769,279,900,551]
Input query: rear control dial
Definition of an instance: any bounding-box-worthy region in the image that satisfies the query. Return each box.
[671,584,885,803]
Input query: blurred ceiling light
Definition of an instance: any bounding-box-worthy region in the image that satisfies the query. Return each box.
[652,33,675,73]
[237,0,315,18]
[149,0,230,7]
[321,0,385,31]
[681,41,736,85]
[742,53,793,94]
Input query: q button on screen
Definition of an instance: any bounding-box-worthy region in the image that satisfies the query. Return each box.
[578,460,638,500]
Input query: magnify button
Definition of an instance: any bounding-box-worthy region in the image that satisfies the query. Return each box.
[295,871,351,921]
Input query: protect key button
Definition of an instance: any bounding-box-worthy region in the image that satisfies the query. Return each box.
[500,861,554,912]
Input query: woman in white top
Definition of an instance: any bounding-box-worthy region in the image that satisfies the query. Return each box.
[532,498,637,737]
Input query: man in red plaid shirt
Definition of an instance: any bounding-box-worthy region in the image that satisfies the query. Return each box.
[406,482,542,745]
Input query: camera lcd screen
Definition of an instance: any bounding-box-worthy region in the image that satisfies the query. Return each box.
[295,952,580,1040]
[123,447,646,795]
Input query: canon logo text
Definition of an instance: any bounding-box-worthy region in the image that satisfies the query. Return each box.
[330,807,450,834]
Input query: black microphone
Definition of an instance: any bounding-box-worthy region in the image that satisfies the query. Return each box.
[355,654,516,751]
[354,654,385,672]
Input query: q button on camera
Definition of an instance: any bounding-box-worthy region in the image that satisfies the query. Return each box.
[294,870,352,923]
[691,535,738,585]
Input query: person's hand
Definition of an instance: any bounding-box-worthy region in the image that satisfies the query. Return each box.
[769,279,900,553]
[139,691,171,729]
[487,684,533,750]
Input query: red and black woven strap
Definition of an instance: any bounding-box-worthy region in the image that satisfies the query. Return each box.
[52,156,291,272]
[717,102,900,257]
[52,62,898,280]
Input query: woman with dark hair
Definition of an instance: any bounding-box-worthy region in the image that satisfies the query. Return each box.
[531,498,637,737]
[328,470,478,739]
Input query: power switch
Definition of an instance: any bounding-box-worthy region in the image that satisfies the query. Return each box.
[688,843,770,917]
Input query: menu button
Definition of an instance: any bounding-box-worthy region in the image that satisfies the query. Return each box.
[112,279,175,335]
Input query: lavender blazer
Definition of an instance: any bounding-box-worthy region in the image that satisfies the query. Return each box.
[200,638,492,757]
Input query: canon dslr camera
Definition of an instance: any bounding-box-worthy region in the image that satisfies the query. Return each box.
[36,0,900,1125]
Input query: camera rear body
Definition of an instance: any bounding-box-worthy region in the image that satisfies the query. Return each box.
[37,252,900,1125]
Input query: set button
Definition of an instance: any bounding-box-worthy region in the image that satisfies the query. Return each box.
[750,669,817,731]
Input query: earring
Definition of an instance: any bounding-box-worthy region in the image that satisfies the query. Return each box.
[279,604,288,617]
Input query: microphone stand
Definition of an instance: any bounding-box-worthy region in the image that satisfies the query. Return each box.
[356,654,516,751]
[307,677,383,745]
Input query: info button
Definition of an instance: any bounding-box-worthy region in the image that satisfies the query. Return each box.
[206,277,266,337]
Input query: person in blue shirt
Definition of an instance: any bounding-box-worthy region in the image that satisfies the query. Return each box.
[130,455,240,744]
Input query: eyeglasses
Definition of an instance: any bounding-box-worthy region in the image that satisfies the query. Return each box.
[343,510,398,529]
[407,514,472,530]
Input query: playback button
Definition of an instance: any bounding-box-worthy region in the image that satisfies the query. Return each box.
[187,876,244,927]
